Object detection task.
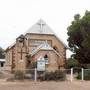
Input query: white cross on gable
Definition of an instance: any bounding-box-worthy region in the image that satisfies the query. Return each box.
[37,19,46,30]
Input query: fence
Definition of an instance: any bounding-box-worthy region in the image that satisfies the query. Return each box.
[0,68,90,82]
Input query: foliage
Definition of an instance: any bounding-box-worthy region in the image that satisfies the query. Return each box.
[26,54,32,68]
[30,62,37,69]
[77,70,90,80]
[0,47,5,59]
[66,58,79,69]
[39,70,66,81]
[25,61,37,75]
[14,70,24,80]
[82,64,90,68]
[67,10,90,64]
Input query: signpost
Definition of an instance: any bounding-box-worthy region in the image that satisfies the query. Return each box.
[36,57,46,81]
[37,57,45,71]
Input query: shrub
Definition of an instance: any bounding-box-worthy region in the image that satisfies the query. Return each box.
[39,70,66,81]
[54,70,66,81]
[77,70,90,80]
[7,78,15,82]
[66,58,79,69]
[14,70,24,80]
[76,72,82,79]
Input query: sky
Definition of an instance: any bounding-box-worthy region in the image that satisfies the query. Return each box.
[0,0,90,57]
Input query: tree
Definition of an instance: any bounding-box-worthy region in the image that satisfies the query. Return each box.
[67,10,90,64]
[66,58,79,69]
[0,47,5,59]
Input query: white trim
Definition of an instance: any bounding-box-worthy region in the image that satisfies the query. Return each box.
[30,42,64,59]
[0,59,5,62]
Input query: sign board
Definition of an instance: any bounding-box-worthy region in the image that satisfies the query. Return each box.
[37,58,45,71]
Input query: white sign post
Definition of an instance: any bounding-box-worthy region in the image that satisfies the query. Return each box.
[34,68,37,82]
[37,57,45,71]
[82,68,84,81]
[71,68,73,82]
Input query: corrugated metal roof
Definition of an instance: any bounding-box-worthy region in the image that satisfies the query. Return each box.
[6,19,67,51]
[25,19,67,48]
[25,19,54,35]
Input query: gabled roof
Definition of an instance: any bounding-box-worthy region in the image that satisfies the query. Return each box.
[6,19,67,51]
[30,42,64,59]
[30,41,53,56]
[5,42,16,52]
[25,19,67,48]
[25,19,54,35]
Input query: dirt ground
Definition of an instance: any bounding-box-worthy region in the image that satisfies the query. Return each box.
[0,79,90,90]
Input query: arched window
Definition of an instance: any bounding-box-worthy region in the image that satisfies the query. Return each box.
[44,54,48,58]
[44,54,49,64]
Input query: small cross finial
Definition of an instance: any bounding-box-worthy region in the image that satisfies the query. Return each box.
[37,19,45,32]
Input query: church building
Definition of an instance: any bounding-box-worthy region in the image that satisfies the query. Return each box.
[5,19,67,72]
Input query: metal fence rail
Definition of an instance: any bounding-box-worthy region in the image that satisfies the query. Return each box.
[0,68,90,82]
